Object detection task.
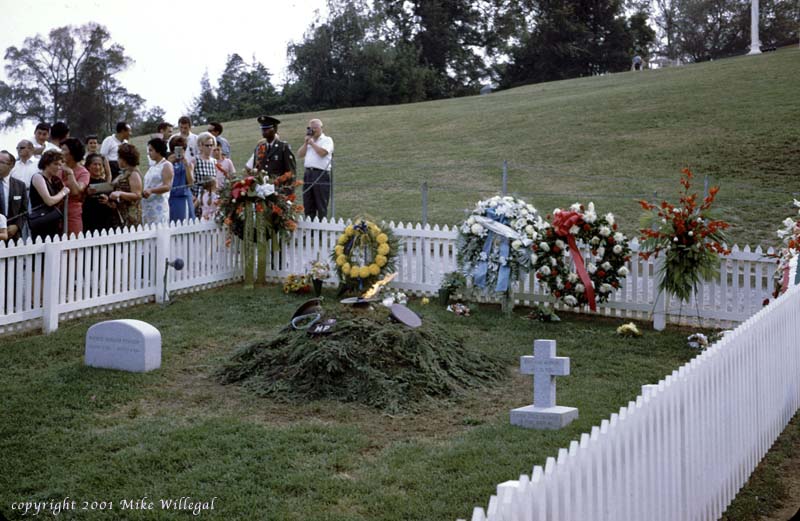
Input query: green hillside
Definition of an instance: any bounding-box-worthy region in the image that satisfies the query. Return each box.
[145,47,800,246]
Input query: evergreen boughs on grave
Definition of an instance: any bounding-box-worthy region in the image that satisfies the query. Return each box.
[216,308,505,413]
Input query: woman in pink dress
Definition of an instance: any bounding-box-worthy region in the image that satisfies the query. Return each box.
[59,137,91,237]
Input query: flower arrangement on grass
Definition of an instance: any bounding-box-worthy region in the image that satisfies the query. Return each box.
[331,219,399,291]
[283,273,311,294]
[532,202,631,310]
[616,322,642,337]
[638,169,730,302]
[309,258,331,281]
[457,195,541,293]
[216,169,303,242]
[768,199,800,298]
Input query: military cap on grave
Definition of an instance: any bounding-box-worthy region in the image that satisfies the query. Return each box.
[257,115,281,129]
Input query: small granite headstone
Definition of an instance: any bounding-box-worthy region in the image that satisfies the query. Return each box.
[85,319,161,372]
[510,339,578,429]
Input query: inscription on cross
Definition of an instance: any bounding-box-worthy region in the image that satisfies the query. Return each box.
[510,339,578,430]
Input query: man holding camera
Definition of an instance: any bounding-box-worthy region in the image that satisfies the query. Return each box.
[297,118,334,220]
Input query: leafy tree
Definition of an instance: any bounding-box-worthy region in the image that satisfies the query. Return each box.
[374,0,488,97]
[0,23,154,136]
[501,0,645,87]
[191,54,280,122]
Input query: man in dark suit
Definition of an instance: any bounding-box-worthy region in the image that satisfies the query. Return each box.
[0,150,28,241]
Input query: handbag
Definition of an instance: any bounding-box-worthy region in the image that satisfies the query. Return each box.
[28,205,63,231]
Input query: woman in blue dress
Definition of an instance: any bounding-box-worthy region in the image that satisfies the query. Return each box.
[167,135,195,223]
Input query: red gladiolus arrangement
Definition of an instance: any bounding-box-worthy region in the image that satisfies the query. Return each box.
[638,168,730,302]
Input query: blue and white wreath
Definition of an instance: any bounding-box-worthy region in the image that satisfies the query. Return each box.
[457,195,542,292]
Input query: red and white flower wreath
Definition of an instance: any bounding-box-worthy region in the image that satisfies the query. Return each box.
[531,202,632,309]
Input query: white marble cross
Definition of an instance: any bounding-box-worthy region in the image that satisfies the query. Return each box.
[520,339,570,408]
[510,339,578,430]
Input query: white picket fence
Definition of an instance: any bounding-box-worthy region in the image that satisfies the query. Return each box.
[0,217,779,334]
[0,220,241,335]
[461,280,800,521]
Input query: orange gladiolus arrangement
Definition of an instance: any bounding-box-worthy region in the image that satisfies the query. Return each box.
[638,169,730,302]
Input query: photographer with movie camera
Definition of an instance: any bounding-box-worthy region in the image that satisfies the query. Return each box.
[297,118,334,220]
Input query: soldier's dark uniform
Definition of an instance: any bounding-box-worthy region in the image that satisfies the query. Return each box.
[252,115,296,196]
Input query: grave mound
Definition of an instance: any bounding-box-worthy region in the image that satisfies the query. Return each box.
[217,306,504,412]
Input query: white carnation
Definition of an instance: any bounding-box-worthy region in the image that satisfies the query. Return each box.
[567,272,579,283]
[597,246,605,257]
[613,244,623,254]
[540,266,551,276]
[600,283,613,293]
[602,261,612,270]
[539,242,550,252]
[618,266,629,276]
[614,232,624,243]
[564,295,578,306]
[575,283,585,293]
[550,257,558,267]
[511,240,522,250]
[555,239,566,249]
[605,213,615,226]
[587,263,597,274]
[569,225,580,235]
[471,223,485,235]
[467,216,476,225]
[530,253,538,264]
[570,202,581,212]
[525,224,535,235]
[599,226,611,237]
[584,212,597,224]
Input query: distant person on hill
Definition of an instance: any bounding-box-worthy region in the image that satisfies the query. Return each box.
[632,55,643,71]
[245,115,296,196]
[298,118,334,220]
[207,122,231,158]
[177,116,199,161]
[101,121,132,177]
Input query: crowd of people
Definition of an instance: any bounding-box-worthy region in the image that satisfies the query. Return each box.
[0,115,335,243]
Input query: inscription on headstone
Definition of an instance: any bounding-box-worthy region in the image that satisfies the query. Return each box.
[510,339,578,430]
[85,319,161,373]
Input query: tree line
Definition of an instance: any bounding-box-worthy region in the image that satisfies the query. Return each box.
[1,1,796,137]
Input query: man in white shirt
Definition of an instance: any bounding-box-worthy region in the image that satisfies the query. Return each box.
[177,116,199,161]
[31,122,60,157]
[100,121,131,177]
[297,118,334,220]
[11,140,38,189]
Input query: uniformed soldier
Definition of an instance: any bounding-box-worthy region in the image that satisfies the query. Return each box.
[245,115,296,196]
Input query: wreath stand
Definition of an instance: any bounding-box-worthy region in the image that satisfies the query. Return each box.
[242,205,271,289]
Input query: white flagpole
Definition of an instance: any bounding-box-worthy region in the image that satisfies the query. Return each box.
[748,0,762,55]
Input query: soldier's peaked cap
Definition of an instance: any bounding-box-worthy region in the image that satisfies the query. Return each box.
[257,115,280,129]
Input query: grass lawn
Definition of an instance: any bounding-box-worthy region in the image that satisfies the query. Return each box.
[135,46,800,247]
[2,284,704,520]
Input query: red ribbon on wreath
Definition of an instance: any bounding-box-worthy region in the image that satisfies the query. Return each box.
[552,210,597,311]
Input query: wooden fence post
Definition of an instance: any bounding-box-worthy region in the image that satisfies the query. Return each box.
[41,240,61,334]
[155,225,171,303]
